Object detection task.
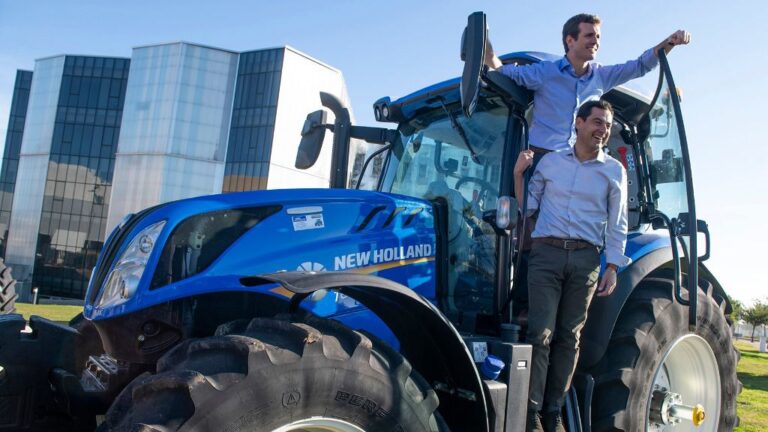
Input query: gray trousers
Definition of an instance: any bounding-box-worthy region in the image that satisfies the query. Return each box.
[526,241,600,411]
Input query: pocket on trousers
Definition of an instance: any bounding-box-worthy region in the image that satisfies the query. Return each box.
[583,249,601,287]
[529,240,541,256]
[586,266,600,287]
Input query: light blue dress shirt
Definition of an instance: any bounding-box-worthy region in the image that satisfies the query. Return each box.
[500,49,658,151]
[527,149,631,267]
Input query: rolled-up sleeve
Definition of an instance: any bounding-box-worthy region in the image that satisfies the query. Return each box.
[499,63,544,91]
[605,166,632,267]
[599,48,659,90]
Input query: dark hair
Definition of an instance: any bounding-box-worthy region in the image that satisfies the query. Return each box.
[576,100,613,121]
[562,14,601,53]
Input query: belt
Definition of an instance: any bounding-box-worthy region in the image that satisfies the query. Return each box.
[533,237,594,250]
[529,145,552,155]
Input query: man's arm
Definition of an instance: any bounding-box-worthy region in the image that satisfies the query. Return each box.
[598,30,691,90]
[514,150,545,218]
[513,150,534,207]
[599,49,658,90]
[654,30,692,56]
[483,37,544,90]
[596,165,631,297]
[484,37,503,69]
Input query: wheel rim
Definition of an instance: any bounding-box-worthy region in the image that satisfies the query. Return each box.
[646,334,721,431]
[271,417,367,432]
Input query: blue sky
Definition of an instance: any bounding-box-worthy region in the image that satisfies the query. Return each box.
[0,0,766,304]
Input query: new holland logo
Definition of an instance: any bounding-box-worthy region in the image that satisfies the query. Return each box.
[296,262,326,272]
[334,243,433,271]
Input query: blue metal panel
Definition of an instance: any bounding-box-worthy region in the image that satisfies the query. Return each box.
[85,189,437,320]
[598,230,671,274]
[625,230,671,263]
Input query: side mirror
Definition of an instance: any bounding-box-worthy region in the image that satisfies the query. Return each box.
[295,110,328,169]
[460,11,487,118]
[442,158,459,174]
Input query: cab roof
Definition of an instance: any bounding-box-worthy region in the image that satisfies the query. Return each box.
[381,51,655,125]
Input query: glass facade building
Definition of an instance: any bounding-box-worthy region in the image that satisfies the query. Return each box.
[36,57,130,298]
[2,43,353,301]
[5,56,67,298]
[106,43,354,229]
[223,48,284,192]
[106,43,238,230]
[0,70,32,259]
[4,56,130,299]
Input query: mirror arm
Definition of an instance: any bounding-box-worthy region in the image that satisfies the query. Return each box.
[318,92,352,189]
[349,126,398,145]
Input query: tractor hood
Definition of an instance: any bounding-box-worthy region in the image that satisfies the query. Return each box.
[84,189,437,320]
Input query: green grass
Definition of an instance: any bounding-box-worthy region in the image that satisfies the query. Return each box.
[8,304,768,430]
[734,340,768,432]
[13,302,83,323]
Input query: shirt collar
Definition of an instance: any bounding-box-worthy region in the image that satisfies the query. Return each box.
[565,148,607,163]
[558,56,593,77]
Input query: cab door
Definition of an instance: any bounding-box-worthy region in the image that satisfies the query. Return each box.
[643,49,706,325]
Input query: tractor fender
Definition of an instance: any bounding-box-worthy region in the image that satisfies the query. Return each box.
[579,247,733,370]
[579,247,672,369]
[242,271,489,432]
[699,262,732,315]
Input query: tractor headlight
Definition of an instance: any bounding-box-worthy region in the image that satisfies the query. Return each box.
[96,220,166,308]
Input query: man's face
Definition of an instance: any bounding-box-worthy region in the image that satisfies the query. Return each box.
[575,107,612,150]
[567,23,601,61]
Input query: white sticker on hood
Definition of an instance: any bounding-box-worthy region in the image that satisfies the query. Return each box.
[292,213,325,231]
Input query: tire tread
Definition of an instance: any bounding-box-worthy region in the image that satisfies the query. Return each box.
[0,259,17,314]
[102,315,442,431]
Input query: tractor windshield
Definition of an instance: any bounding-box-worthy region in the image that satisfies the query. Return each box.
[380,96,509,318]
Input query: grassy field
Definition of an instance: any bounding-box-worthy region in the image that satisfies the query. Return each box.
[13,302,83,323]
[8,304,768,430]
[734,340,768,432]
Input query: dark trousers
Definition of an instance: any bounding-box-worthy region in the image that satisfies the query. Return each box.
[526,241,600,411]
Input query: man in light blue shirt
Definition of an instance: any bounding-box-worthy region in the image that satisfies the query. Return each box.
[485,13,690,153]
[513,100,627,432]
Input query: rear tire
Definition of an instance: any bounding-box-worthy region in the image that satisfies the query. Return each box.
[99,315,443,431]
[590,277,739,431]
[0,259,17,314]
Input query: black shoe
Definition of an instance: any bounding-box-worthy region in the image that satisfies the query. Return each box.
[527,409,544,432]
[541,410,565,432]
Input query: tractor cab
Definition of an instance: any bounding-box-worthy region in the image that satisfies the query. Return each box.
[367,14,705,337]
[378,91,512,328]
[296,11,705,343]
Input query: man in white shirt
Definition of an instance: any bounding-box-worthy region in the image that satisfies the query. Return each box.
[514,100,629,432]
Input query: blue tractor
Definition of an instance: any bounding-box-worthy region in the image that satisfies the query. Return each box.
[0,12,739,432]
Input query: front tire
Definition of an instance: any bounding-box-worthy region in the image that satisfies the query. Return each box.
[100,315,443,431]
[590,277,739,431]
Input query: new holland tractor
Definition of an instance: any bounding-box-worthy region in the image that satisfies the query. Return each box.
[0,12,739,432]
